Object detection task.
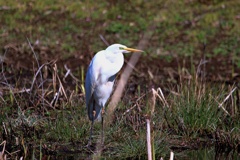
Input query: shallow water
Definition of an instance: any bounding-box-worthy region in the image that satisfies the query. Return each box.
[30,146,239,160]
[7,144,239,160]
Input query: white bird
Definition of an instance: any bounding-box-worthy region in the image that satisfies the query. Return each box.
[85,44,143,144]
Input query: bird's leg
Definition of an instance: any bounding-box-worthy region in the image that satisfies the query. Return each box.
[101,108,105,145]
[87,110,96,147]
[88,119,94,146]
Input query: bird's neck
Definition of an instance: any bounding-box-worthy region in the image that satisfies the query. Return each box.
[99,52,124,82]
[105,52,124,69]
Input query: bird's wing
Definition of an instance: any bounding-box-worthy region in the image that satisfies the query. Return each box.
[85,62,98,121]
[85,52,105,121]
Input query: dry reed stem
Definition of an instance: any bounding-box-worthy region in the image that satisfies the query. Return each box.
[0,141,6,160]
[2,123,7,138]
[51,63,68,106]
[63,64,80,82]
[152,88,169,108]
[218,87,237,115]
[30,63,47,91]
[27,38,45,105]
[150,88,156,116]
[122,92,148,116]
[56,69,68,100]
[170,151,174,160]
[146,118,152,160]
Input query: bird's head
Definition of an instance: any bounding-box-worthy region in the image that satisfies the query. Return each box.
[106,44,143,54]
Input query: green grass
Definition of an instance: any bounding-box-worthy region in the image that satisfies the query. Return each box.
[164,82,223,137]
[1,0,240,66]
[43,108,88,142]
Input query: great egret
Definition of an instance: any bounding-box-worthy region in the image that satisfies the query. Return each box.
[85,44,143,144]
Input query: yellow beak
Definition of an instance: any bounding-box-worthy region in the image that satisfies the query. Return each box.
[124,47,144,53]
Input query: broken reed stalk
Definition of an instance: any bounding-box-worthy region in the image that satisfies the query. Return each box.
[147,87,168,160]
[145,88,158,160]
[146,118,152,160]
[170,151,174,160]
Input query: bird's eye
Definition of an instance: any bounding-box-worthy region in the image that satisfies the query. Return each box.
[119,47,124,50]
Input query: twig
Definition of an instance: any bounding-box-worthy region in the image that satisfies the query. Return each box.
[0,140,6,160]
[99,34,109,46]
[30,63,50,91]
[27,38,45,105]
[2,122,7,137]
[63,64,80,82]
[56,72,68,100]
[122,91,149,116]
[51,64,68,106]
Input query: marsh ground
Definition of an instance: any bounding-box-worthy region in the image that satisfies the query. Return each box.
[0,0,240,159]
